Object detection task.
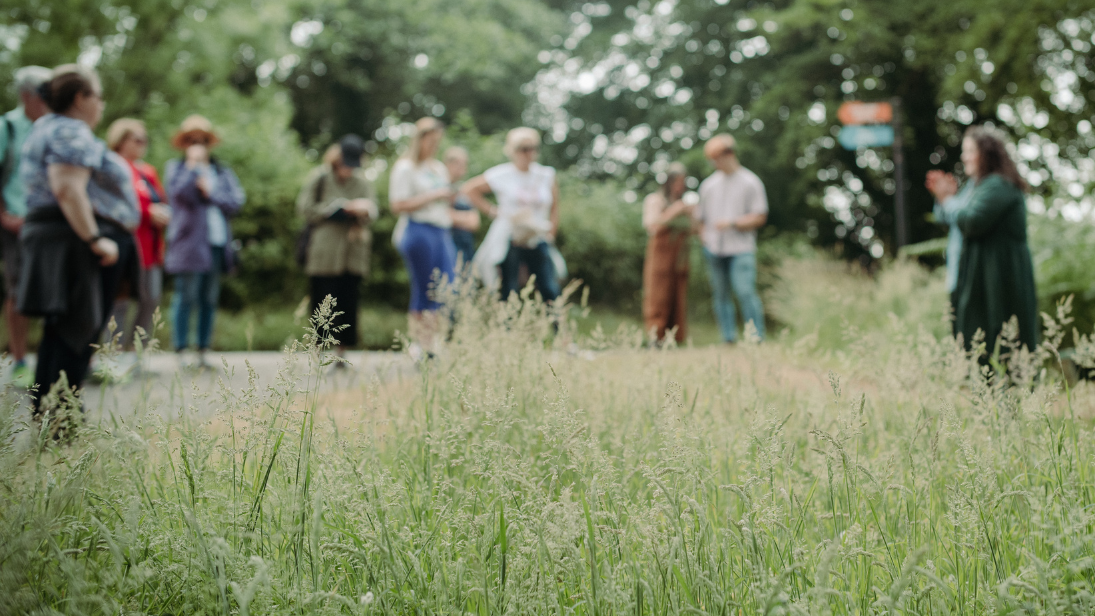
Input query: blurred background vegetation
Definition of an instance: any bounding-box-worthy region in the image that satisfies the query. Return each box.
[1,0,1093,347]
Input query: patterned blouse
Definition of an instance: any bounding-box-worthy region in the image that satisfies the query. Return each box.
[19,113,139,228]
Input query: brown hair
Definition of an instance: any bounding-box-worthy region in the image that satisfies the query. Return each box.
[39,64,100,114]
[964,126,1028,192]
[106,118,146,152]
[660,162,688,199]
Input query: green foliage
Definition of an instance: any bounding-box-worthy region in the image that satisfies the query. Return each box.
[556,173,646,307]
[1030,213,1095,335]
[541,0,1095,261]
[285,0,565,145]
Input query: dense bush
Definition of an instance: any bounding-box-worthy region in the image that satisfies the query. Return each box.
[1030,214,1095,337]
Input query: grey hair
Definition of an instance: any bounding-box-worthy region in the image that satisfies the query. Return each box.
[14,66,52,95]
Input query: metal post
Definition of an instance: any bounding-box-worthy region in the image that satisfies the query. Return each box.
[891,96,908,249]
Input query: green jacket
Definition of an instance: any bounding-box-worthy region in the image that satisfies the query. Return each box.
[954,174,1039,354]
[296,165,377,277]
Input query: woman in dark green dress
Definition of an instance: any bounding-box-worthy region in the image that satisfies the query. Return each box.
[953,126,1038,355]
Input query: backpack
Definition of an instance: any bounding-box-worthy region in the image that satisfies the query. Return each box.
[294,172,326,268]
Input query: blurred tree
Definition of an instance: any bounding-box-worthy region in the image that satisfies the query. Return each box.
[531,0,1095,264]
[282,0,565,148]
[2,0,1093,316]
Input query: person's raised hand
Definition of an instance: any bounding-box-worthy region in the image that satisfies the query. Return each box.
[150,204,171,228]
[91,237,119,266]
[0,212,23,234]
[926,170,958,201]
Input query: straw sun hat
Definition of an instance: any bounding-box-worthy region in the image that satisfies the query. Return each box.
[171,114,221,150]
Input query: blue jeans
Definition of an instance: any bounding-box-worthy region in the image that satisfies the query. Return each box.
[501,242,559,302]
[172,247,223,350]
[703,250,765,342]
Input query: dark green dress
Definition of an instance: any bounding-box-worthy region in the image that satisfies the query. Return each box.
[954,174,1039,353]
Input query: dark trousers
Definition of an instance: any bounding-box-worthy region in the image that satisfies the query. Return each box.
[310,274,361,347]
[33,232,136,413]
[500,242,559,303]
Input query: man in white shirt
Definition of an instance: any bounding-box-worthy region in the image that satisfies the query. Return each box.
[695,134,768,343]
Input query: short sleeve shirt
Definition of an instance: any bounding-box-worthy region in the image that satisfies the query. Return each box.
[19,113,139,228]
[695,167,768,256]
[389,158,452,229]
[483,162,555,224]
[0,107,34,216]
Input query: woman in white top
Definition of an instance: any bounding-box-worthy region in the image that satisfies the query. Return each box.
[389,118,458,348]
[462,127,561,302]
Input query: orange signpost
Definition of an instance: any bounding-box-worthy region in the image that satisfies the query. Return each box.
[837,101,893,125]
[835,99,907,249]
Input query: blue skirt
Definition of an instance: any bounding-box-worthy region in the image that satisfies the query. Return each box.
[398,220,456,312]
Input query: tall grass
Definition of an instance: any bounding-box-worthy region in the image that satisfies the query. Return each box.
[2,259,1094,615]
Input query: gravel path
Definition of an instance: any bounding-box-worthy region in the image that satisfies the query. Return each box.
[3,350,417,427]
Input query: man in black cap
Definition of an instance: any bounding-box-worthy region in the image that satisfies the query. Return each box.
[296,134,378,360]
[338,134,365,168]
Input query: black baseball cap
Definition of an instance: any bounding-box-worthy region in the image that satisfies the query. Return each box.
[339,134,365,168]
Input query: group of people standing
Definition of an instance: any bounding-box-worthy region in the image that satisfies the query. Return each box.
[641,125,1041,358]
[641,133,769,346]
[0,61,1045,429]
[298,119,563,359]
[1,63,244,422]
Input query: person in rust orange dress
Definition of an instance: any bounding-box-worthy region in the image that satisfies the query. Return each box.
[641,162,694,345]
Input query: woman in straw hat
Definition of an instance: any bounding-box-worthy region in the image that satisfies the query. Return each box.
[164,114,245,369]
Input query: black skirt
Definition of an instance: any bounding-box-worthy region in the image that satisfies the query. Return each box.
[309,274,361,347]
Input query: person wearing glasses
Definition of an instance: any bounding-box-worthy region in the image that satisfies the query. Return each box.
[164,115,245,369]
[462,127,560,303]
[17,64,139,423]
[696,134,768,343]
[104,119,170,364]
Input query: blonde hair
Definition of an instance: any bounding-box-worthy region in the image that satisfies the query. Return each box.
[322,143,342,166]
[106,118,146,152]
[443,146,468,164]
[703,133,736,159]
[402,117,445,164]
[503,127,541,159]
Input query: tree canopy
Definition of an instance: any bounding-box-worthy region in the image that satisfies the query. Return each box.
[1,0,1092,298]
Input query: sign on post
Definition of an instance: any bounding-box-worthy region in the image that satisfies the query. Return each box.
[837,101,893,125]
[838,124,894,150]
[835,98,907,249]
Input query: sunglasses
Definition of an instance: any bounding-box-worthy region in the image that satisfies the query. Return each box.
[517,145,540,154]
